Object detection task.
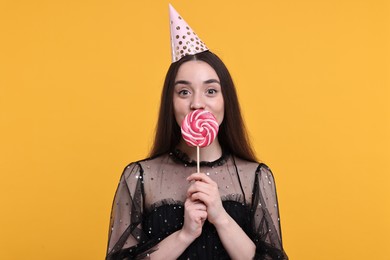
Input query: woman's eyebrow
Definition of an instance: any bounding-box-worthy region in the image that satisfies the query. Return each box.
[174,80,191,86]
[174,79,220,85]
[204,79,220,85]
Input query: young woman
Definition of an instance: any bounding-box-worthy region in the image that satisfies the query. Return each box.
[106,51,288,259]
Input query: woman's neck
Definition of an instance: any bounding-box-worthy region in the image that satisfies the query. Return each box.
[177,138,223,162]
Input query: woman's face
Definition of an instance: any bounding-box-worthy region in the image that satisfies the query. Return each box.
[173,60,224,127]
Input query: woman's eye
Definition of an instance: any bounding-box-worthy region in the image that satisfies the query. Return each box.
[207,89,217,95]
[178,90,190,96]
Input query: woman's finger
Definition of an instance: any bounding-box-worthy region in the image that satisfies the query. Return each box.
[187,180,210,197]
[187,199,207,210]
[187,172,214,183]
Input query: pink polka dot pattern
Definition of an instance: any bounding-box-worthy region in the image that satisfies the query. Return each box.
[181,109,219,148]
[169,4,209,63]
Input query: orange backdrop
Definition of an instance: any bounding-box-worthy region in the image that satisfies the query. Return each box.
[0,0,389,259]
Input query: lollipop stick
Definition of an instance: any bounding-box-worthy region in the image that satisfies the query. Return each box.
[197,145,200,173]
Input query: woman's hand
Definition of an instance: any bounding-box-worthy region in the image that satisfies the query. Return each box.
[186,173,229,226]
[179,197,208,243]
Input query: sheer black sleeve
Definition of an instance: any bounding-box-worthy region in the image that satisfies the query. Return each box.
[251,164,288,259]
[106,163,155,260]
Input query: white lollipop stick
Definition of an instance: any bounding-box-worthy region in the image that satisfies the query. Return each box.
[197,145,200,173]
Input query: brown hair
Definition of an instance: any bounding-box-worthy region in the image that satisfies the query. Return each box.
[149,51,257,162]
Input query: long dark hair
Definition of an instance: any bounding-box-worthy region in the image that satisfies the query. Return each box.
[149,51,257,162]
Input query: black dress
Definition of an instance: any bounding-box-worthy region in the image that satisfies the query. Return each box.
[106,150,288,259]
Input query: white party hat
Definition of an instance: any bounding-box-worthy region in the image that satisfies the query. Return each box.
[169,4,209,62]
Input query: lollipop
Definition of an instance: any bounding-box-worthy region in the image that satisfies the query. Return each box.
[181,109,219,172]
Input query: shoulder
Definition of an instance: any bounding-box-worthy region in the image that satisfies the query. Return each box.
[230,156,261,189]
[232,156,260,173]
[232,156,276,181]
[121,153,170,178]
[255,163,279,193]
[256,163,274,176]
[232,157,274,175]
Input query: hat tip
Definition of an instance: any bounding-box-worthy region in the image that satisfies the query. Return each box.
[168,3,209,63]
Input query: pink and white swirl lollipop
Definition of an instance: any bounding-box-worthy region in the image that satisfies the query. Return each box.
[181,109,219,172]
[181,109,219,147]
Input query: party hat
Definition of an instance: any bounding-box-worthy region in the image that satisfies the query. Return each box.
[169,4,209,62]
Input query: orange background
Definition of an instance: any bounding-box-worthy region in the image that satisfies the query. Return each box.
[0,0,389,259]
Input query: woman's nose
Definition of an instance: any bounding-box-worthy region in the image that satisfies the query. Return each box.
[190,102,205,110]
[190,95,205,110]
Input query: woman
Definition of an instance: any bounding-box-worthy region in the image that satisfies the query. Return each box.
[106,5,288,259]
[106,51,288,259]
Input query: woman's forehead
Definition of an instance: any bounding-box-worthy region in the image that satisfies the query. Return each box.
[175,60,219,81]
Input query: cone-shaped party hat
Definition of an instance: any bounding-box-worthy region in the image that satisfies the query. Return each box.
[169,4,209,62]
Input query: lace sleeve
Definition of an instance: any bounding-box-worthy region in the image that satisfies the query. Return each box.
[106,163,154,260]
[251,164,288,260]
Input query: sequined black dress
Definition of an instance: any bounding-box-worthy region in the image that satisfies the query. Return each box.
[106,150,288,259]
